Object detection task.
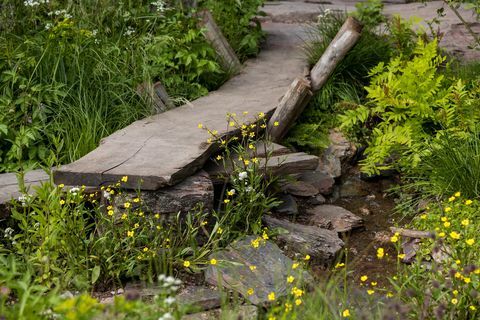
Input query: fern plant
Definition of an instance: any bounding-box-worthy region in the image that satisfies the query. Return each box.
[339,39,480,175]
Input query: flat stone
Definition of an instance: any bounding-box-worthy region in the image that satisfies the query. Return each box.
[112,170,213,215]
[299,171,335,195]
[274,194,298,215]
[263,216,343,265]
[177,286,221,311]
[281,180,318,197]
[204,236,312,305]
[306,205,364,233]
[182,305,258,320]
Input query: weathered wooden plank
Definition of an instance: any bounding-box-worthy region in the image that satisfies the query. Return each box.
[137,81,173,113]
[54,24,308,190]
[0,170,49,217]
[197,9,242,73]
[205,152,319,184]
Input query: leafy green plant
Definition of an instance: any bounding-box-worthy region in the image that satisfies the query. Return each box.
[339,39,480,175]
[286,10,392,152]
[353,0,386,29]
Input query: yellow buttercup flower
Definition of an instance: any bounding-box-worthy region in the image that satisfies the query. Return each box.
[183,261,190,268]
[360,275,368,282]
[465,199,473,205]
[197,123,203,129]
[267,292,275,301]
[304,255,311,261]
[390,234,399,243]
[124,202,131,209]
[121,176,128,183]
[367,290,375,295]
[464,277,471,284]
[445,207,452,213]
[450,231,461,240]
[451,298,458,305]
[461,219,469,226]
[229,121,235,127]
[143,247,149,252]
[335,262,345,269]
[224,199,230,204]
[444,221,451,228]
[247,288,254,295]
[274,121,279,127]
[249,265,256,271]
[287,276,295,283]
[295,299,302,306]
[448,196,456,202]
[292,263,299,269]
[127,230,134,237]
[342,309,351,318]
[466,238,475,246]
[108,210,114,216]
[454,192,461,197]
[376,248,384,259]
[210,258,217,265]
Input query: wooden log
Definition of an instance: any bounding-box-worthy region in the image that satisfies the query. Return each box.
[196,9,242,73]
[137,81,173,114]
[267,77,312,142]
[390,227,435,239]
[310,17,363,92]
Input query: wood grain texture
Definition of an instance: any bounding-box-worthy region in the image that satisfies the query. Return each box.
[310,16,363,92]
[267,77,312,141]
[197,9,242,73]
[54,24,308,190]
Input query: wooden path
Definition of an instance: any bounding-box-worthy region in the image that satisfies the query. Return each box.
[53,23,309,190]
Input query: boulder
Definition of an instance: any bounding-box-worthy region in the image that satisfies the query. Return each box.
[274,194,298,216]
[317,130,356,178]
[182,305,258,320]
[307,205,364,233]
[204,236,312,305]
[112,170,213,215]
[298,171,335,195]
[339,176,371,198]
[263,216,343,265]
[281,180,319,197]
[177,286,222,311]
[307,194,326,205]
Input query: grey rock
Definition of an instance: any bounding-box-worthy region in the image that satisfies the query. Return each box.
[317,130,356,179]
[339,176,370,198]
[281,180,319,197]
[112,170,213,215]
[299,171,335,195]
[275,194,298,216]
[307,205,364,233]
[263,215,344,265]
[205,236,312,305]
[177,286,222,311]
[307,194,326,205]
[182,305,258,320]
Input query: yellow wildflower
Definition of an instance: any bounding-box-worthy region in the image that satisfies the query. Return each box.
[108,210,114,216]
[465,199,473,205]
[398,253,406,259]
[121,213,127,220]
[268,292,275,301]
[439,232,446,237]
[335,262,345,269]
[448,196,456,202]
[249,265,256,271]
[247,288,254,295]
[248,144,255,149]
[216,155,223,161]
[121,176,128,183]
[127,230,134,237]
[124,202,131,209]
[454,192,461,197]
[229,121,235,127]
[143,247,148,252]
[183,261,191,268]
[360,275,368,282]
[198,123,203,129]
[469,306,476,311]
[295,299,302,306]
[376,248,384,259]
[367,290,375,295]
[445,207,452,213]
[390,234,399,243]
[292,263,299,269]
[287,276,295,283]
[371,282,377,286]
[461,219,469,226]
[386,292,394,298]
[262,232,269,240]
[224,199,230,204]
[304,255,311,261]
[466,238,475,246]
[451,298,458,305]
[244,159,250,165]
[258,112,265,118]
[464,277,471,284]
[444,221,451,228]
[274,121,279,127]
[450,231,461,240]
[210,258,217,265]
[133,198,140,203]
[60,199,65,205]
[342,309,351,318]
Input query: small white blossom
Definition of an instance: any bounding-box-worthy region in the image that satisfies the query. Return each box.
[69,187,80,196]
[164,296,175,305]
[238,171,248,181]
[24,0,49,7]
[158,313,174,320]
[103,191,111,200]
[151,0,167,13]
[123,26,136,37]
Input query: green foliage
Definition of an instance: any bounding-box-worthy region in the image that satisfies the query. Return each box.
[201,0,265,61]
[353,0,386,29]
[391,196,480,319]
[286,10,392,152]
[339,39,480,175]
[0,0,265,172]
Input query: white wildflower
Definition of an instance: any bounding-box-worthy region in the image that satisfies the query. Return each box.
[24,0,49,7]
[69,187,80,196]
[164,296,176,305]
[151,0,167,13]
[238,171,248,181]
[123,26,136,37]
[103,191,111,200]
[158,312,174,320]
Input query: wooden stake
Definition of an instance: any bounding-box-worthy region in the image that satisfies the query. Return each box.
[196,9,242,74]
[137,81,173,114]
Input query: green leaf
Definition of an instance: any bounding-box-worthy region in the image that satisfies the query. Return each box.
[91,265,101,284]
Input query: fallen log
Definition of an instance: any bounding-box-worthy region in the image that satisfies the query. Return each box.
[310,16,363,92]
[390,227,435,239]
[197,9,242,73]
[267,17,363,142]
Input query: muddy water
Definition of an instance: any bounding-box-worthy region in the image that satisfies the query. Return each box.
[304,166,406,288]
